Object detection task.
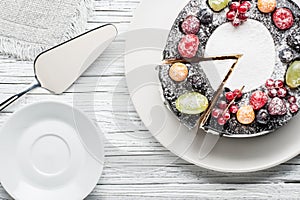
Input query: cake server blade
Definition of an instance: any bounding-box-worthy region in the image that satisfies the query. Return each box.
[198,130,221,160]
[34,24,118,94]
[0,24,118,111]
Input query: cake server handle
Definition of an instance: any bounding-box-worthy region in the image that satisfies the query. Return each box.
[0,80,40,111]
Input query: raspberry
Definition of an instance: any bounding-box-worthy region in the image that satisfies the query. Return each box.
[181,15,200,34]
[178,34,200,58]
[268,97,287,116]
[272,8,294,30]
[250,91,268,110]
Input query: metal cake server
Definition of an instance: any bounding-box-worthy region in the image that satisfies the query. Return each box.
[197,55,242,159]
[198,130,221,160]
[0,24,117,111]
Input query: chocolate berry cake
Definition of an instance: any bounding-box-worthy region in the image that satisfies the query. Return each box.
[158,0,300,137]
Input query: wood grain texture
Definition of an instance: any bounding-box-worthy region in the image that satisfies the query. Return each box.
[0,0,300,199]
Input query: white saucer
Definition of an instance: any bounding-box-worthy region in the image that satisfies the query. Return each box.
[125,0,300,172]
[0,101,104,200]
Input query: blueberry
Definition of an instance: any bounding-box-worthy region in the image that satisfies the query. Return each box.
[279,48,294,63]
[224,87,231,92]
[256,109,270,125]
[199,9,213,25]
[287,31,300,53]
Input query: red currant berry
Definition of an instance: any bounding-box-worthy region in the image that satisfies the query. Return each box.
[233,89,243,99]
[268,88,278,98]
[288,96,297,104]
[232,18,241,27]
[226,10,236,21]
[225,91,235,101]
[230,2,240,11]
[277,87,287,98]
[223,111,231,120]
[212,108,221,118]
[290,104,299,114]
[242,1,251,9]
[229,104,239,114]
[239,13,248,21]
[274,80,284,88]
[265,79,275,88]
[218,117,226,125]
[218,100,228,109]
[238,5,248,13]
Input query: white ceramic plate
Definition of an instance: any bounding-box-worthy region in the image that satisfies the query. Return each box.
[0,101,104,200]
[125,0,300,172]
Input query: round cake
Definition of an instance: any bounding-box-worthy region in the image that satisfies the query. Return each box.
[158,0,300,137]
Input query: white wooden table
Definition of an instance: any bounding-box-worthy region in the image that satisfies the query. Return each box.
[0,0,300,199]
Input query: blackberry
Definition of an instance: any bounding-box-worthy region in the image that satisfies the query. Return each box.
[244,126,256,135]
[163,50,170,59]
[188,75,200,85]
[188,75,207,93]
[287,31,300,52]
[190,0,199,7]
[193,80,205,90]
[164,88,176,101]
[228,117,239,130]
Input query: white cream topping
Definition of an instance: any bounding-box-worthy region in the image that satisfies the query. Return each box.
[201,19,276,92]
